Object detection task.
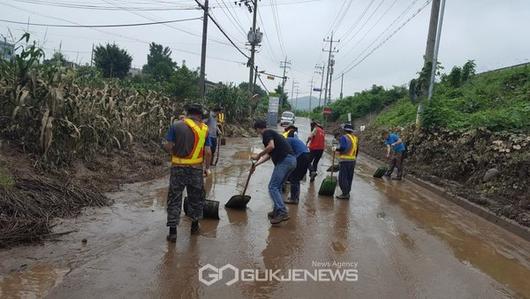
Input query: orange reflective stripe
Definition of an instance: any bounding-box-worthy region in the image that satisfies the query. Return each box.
[171,118,208,165]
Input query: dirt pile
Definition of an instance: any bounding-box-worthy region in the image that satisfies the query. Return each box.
[361,126,530,227]
[0,141,168,247]
[223,122,258,137]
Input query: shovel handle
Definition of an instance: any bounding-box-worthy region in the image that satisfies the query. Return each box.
[330,149,336,179]
[241,162,255,196]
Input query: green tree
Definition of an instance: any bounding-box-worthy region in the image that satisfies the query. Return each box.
[461,60,476,82]
[206,83,249,121]
[166,64,199,99]
[94,43,132,79]
[43,52,71,67]
[446,66,462,87]
[142,42,176,81]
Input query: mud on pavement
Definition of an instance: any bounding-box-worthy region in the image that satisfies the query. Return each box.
[1,118,530,299]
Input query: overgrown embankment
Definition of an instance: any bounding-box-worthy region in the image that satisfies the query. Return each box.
[361,64,530,227]
[361,127,529,227]
[0,37,256,247]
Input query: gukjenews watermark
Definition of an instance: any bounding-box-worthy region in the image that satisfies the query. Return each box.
[198,262,359,286]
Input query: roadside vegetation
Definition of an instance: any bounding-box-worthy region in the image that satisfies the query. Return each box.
[0,34,283,246]
[377,62,530,131]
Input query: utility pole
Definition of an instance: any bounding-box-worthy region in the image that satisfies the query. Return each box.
[327,55,336,104]
[427,0,446,101]
[248,0,259,93]
[322,32,340,106]
[424,0,442,66]
[254,65,259,91]
[90,44,94,67]
[279,57,291,107]
[280,57,291,90]
[339,73,344,101]
[315,64,325,108]
[416,0,444,126]
[198,0,209,98]
[309,78,314,113]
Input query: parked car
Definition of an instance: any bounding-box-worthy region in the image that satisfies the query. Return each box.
[280,111,295,127]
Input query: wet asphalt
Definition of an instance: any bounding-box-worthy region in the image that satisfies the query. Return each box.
[0,118,529,299]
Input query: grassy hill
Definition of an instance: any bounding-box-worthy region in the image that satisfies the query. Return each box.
[376,64,530,132]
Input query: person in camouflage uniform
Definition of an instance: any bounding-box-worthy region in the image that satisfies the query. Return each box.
[162,104,212,242]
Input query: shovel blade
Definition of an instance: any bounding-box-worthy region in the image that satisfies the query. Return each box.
[225,195,251,209]
[203,199,220,219]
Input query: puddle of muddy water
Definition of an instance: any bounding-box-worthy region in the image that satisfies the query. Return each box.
[357,159,530,298]
[0,264,69,299]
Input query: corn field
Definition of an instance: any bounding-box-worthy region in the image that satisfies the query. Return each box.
[0,37,184,167]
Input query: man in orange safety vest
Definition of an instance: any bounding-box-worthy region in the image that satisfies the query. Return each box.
[162,104,212,242]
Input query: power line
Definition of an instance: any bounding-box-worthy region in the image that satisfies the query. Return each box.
[337,0,422,73]
[337,0,377,41]
[215,0,247,38]
[337,0,398,59]
[13,0,200,11]
[100,0,236,48]
[338,0,432,78]
[256,8,280,63]
[270,0,286,57]
[195,0,250,59]
[0,17,202,28]
[1,3,245,65]
[326,0,355,35]
[341,0,386,47]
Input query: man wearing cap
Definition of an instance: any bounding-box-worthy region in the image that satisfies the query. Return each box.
[334,124,359,200]
[162,104,212,242]
[285,132,311,204]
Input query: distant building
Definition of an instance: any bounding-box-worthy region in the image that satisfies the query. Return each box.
[129,67,142,76]
[205,80,219,92]
[0,41,14,61]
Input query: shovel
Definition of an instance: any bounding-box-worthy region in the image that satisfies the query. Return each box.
[183,174,220,220]
[225,162,255,209]
[318,150,337,196]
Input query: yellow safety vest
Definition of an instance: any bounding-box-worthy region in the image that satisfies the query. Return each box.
[171,118,208,165]
[282,130,290,138]
[338,134,358,161]
[217,112,225,124]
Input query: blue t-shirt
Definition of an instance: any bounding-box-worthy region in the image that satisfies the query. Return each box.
[287,136,309,158]
[385,133,405,153]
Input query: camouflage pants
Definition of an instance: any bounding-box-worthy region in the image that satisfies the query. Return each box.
[166,166,204,227]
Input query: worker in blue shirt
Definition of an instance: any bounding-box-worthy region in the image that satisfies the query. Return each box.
[382,129,406,180]
[334,124,359,200]
[285,131,310,204]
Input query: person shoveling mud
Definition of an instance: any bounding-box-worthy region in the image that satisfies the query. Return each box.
[334,124,359,200]
[250,120,296,225]
[162,104,212,242]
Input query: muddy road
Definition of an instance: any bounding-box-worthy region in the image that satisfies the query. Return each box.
[1,118,530,299]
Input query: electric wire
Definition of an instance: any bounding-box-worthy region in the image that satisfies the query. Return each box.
[337,0,433,78]
[0,17,202,28]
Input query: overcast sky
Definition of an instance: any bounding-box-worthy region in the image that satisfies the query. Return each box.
[1,0,529,101]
